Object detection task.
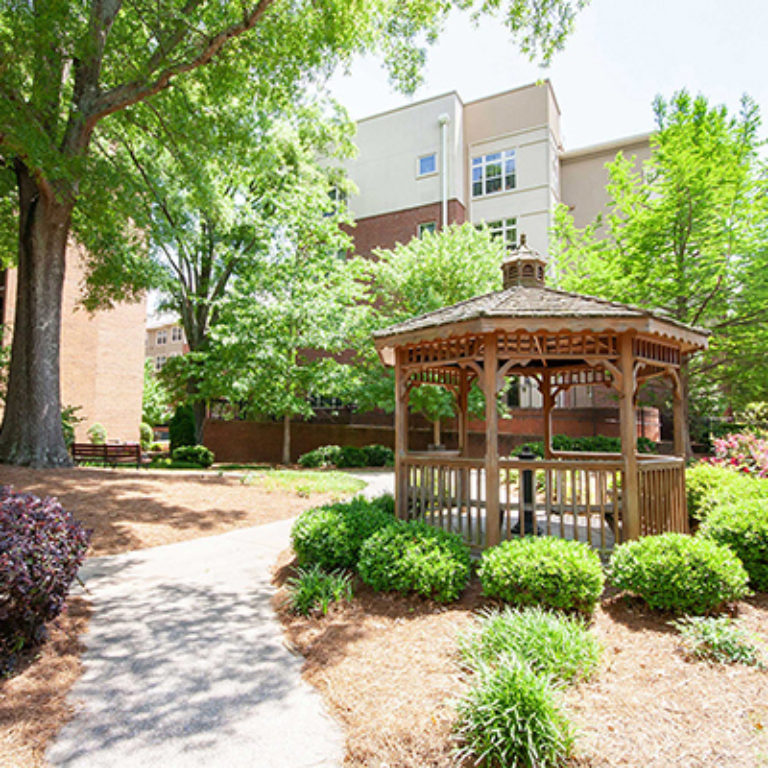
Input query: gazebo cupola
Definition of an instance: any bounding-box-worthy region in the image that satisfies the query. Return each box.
[501,234,548,288]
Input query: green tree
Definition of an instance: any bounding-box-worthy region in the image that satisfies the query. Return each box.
[0,0,585,467]
[360,222,507,443]
[552,91,768,451]
[142,360,173,427]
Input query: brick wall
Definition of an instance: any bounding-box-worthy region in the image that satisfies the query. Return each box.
[203,405,660,464]
[347,199,466,257]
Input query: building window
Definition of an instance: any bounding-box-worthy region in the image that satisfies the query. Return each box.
[417,153,437,177]
[156,330,167,345]
[418,221,437,238]
[486,218,518,252]
[155,356,166,371]
[472,149,516,197]
[171,326,183,343]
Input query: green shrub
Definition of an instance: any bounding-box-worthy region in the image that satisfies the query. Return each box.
[526,434,656,457]
[685,462,767,521]
[61,405,83,449]
[169,404,196,452]
[297,445,344,468]
[362,444,394,467]
[609,533,750,614]
[672,616,764,667]
[337,445,367,468]
[149,456,203,470]
[139,422,153,450]
[454,656,574,768]
[291,496,394,570]
[357,520,471,602]
[87,422,107,445]
[172,445,215,468]
[458,607,602,685]
[285,565,353,616]
[701,499,768,591]
[478,537,605,615]
[298,444,394,469]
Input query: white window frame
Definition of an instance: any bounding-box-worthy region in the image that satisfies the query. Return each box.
[485,218,518,252]
[155,355,166,371]
[418,221,437,238]
[171,326,183,343]
[156,330,167,345]
[471,149,516,197]
[417,153,438,178]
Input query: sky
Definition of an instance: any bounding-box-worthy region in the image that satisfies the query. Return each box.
[327,0,768,151]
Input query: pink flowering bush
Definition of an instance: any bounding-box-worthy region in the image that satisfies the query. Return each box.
[1,486,91,673]
[706,432,768,479]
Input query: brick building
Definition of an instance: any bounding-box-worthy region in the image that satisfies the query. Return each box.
[0,244,146,443]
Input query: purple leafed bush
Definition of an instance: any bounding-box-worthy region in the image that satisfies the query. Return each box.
[0,486,91,672]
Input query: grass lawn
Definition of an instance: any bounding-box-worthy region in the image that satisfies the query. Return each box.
[273,552,768,768]
[0,464,366,768]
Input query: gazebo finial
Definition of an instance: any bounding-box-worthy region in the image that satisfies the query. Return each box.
[501,233,548,289]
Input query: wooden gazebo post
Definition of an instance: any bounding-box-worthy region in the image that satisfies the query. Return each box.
[619,332,640,540]
[484,333,501,546]
[541,371,554,459]
[394,347,409,520]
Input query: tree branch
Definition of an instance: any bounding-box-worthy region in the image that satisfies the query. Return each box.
[88,0,274,125]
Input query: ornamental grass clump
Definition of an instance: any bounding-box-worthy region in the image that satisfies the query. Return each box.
[291,495,394,570]
[285,564,353,616]
[477,537,605,615]
[672,616,764,668]
[700,499,768,591]
[609,533,749,614]
[454,656,574,768]
[357,520,471,602]
[0,487,91,673]
[458,606,602,685]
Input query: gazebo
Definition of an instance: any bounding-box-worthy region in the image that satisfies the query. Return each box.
[373,238,709,552]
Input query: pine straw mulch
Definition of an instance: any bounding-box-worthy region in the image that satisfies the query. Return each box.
[0,598,91,768]
[0,464,348,556]
[273,551,768,768]
[0,465,346,767]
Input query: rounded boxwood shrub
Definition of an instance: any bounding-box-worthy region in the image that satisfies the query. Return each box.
[701,500,768,591]
[87,422,107,445]
[362,444,394,467]
[171,445,215,468]
[609,533,750,614]
[0,487,91,673]
[298,445,344,469]
[478,537,605,615]
[454,656,574,768]
[357,520,471,602]
[291,496,394,570]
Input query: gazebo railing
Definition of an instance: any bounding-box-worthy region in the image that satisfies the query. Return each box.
[638,457,687,535]
[403,454,627,551]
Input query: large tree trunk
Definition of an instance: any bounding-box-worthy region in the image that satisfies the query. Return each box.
[0,162,72,467]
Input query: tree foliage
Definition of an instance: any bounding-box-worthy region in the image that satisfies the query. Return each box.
[552,91,768,431]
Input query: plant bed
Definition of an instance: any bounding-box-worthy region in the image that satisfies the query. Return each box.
[273,548,768,768]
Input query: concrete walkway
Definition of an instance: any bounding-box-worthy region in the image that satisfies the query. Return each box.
[48,517,345,768]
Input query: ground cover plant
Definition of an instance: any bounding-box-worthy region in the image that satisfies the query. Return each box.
[357,520,471,603]
[453,655,574,768]
[672,616,765,668]
[609,533,750,614]
[285,564,353,616]
[478,537,605,615]
[291,495,395,570]
[458,606,602,685]
[0,488,91,674]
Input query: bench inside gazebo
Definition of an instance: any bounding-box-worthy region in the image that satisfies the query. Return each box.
[373,237,709,553]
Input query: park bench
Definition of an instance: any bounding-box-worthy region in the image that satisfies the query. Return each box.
[71,442,142,468]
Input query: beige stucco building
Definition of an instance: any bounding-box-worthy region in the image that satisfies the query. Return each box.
[0,244,146,443]
[145,319,187,371]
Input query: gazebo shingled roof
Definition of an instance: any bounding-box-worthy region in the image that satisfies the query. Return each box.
[373,236,710,550]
